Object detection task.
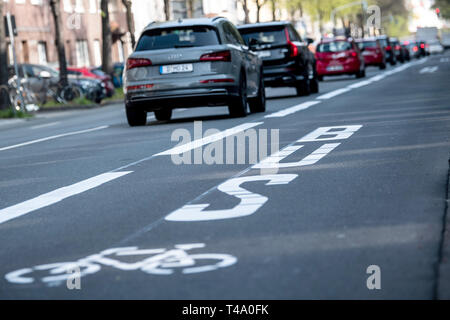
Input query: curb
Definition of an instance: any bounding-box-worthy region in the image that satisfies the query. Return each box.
[37,99,123,113]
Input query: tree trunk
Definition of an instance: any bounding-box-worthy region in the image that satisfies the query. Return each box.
[164,0,170,21]
[122,0,136,49]
[270,0,276,21]
[101,0,113,76]
[49,0,68,87]
[243,0,249,24]
[0,0,10,109]
[187,0,194,18]
[256,2,261,23]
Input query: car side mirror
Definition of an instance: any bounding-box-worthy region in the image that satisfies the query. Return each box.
[306,38,314,45]
[39,71,52,79]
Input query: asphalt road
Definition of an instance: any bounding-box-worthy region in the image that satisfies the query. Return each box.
[0,52,449,299]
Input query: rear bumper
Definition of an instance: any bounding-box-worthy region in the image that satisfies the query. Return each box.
[125,87,238,111]
[316,60,360,76]
[363,54,383,66]
[262,62,306,87]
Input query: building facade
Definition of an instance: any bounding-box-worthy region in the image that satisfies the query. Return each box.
[3,0,132,68]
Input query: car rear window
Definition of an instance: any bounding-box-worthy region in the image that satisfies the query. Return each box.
[358,41,377,49]
[317,41,352,52]
[378,39,388,47]
[239,27,286,46]
[135,26,220,51]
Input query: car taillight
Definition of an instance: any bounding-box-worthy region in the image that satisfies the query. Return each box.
[200,51,231,62]
[126,84,154,91]
[395,45,401,50]
[350,51,357,57]
[284,28,298,58]
[386,45,391,50]
[413,46,418,52]
[126,58,152,70]
[420,43,425,49]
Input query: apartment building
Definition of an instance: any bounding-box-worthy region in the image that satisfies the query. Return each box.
[2,0,131,68]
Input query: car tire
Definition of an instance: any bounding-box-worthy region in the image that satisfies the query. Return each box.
[154,109,172,121]
[310,68,319,94]
[228,73,248,118]
[296,65,312,96]
[379,62,386,70]
[356,67,366,78]
[126,106,147,126]
[249,74,266,113]
[318,75,324,81]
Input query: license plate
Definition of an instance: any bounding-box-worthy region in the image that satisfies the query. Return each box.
[327,65,343,71]
[160,64,193,74]
[257,51,271,58]
[363,51,372,56]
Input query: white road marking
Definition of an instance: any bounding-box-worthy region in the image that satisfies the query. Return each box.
[317,88,352,100]
[419,66,438,74]
[0,125,109,152]
[165,174,298,221]
[0,171,131,225]
[347,79,373,89]
[298,125,363,142]
[30,122,60,130]
[265,101,321,118]
[440,57,449,63]
[155,122,263,156]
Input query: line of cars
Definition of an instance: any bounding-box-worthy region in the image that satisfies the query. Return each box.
[122,17,439,126]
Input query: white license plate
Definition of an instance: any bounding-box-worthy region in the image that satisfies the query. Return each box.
[363,51,372,56]
[327,65,343,71]
[160,64,193,74]
[257,51,271,58]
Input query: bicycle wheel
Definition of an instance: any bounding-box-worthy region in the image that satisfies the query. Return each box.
[59,84,83,102]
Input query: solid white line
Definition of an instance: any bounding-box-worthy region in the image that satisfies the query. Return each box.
[155,122,264,156]
[0,171,132,225]
[0,126,109,152]
[265,101,321,118]
[317,87,352,100]
[347,79,373,89]
[30,122,60,130]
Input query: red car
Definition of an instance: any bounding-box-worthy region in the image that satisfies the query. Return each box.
[356,38,386,70]
[66,67,115,97]
[315,37,366,81]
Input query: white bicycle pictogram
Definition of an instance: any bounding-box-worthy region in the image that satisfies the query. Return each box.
[5,243,237,285]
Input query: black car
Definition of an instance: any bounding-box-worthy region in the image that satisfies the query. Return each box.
[238,21,319,96]
[389,38,406,63]
[376,35,397,65]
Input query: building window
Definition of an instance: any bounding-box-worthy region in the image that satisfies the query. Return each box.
[30,0,43,5]
[15,0,26,4]
[75,0,84,13]
[93,39,102,66]
[89,0,97,13]
[63,0,73,13]
[75,40,90,67]
[37,42,48,65]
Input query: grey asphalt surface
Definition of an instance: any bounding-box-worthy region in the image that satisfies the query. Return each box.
[0,52,449,299]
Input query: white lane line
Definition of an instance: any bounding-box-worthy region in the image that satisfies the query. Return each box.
[419,66,438,74]
[316,87,352,100]
[155,122,263,156]
[265,101,321,118]
[0,171,132,225]
[0,126,109,152]
[347,79,373,89]
[30,122,60,130]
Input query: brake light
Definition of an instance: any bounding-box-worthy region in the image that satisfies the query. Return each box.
[420,43,425,49]
[284,28,298,57]
[126,58,152,70]
[395,45,401,50]
[350,51,357,57]
[200,51,231,62]
[386,45,391,50]
[126,84,154,91]
[413,46,418,52]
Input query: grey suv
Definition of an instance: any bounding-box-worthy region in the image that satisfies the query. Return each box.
[123,17,265,126]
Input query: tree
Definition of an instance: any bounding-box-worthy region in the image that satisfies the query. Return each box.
[164,0,171,20]
[122,0,136,49]
[269,0,276,21]
[239,0,250,24]
[0,0,9,110]
[101,0,113,76]
[49,0,69,87]
[433,0,450,20]
[255,0,268,22]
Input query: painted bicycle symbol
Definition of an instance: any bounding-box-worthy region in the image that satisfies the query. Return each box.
[5,243,237,286]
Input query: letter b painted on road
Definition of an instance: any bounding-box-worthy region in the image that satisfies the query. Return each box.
[366,265,381,290]
[298,125,362,142]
